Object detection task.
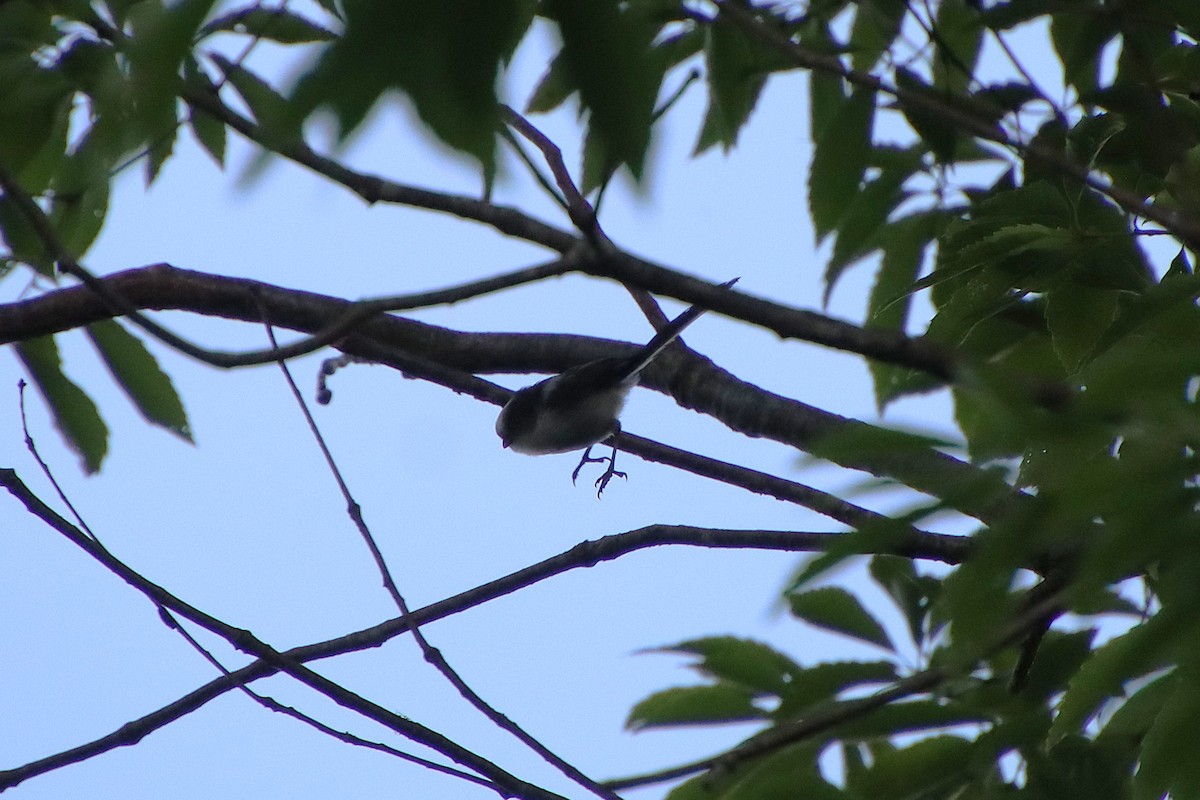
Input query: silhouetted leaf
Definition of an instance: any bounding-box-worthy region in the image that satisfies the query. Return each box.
[787,587,894,651]
[653,637,804,695]
[809,87,875,239]
[544,0,664,182]
[86,320,192,442]
[200,6,336,42]
[15,336,108,473]
[627,685,765,731]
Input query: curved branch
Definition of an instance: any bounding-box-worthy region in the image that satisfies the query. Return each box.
[0,264,1018,521]
[179,58,967,380]
[0,522,971,791]
[0,469,554,799]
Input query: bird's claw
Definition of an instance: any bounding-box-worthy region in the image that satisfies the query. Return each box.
[572,440,626,497]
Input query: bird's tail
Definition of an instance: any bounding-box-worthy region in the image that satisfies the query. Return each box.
[621,277,738,379]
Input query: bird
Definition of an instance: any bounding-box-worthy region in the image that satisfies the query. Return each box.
[495,278,737,494]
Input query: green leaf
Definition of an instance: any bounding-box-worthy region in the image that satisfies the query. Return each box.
[1050,10,1116,95]
[1099,671,1176,743]
[868,211,945,408]
[931,0,983,95]
[0,194,53,274]
[626,685,765,731]
[290,0,533,180]
[808,87,875,240]
[0,58,72,193]
[786,587,894,651]
[869,554,940,647]
[1025,735,1136,800]
[199,6,337,42]
[654,637,804,696]
[831,699,989,741]
[544,0,664,182]
[1136,679,1200,800]
[184,57,227,168]
[776,660,898,715]
[856,736,975,799]
[1051,611,1179,743]
[1046,286,1118,374]
[525,49,574,114]
[695,23,769,154]
[824,146,920,300]
[85,320,192,442]
[125,0,219,183]
[48,134,111,259]
[894,67,959,162]
[667,743,843,800]
[210,55,290,128]
[849,0,906,72]
[15,336,109,473]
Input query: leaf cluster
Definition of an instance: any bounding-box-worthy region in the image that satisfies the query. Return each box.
[6,0,1200,797]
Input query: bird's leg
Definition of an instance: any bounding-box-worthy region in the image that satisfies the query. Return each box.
[572,444,608,485]
[592,437,627,497]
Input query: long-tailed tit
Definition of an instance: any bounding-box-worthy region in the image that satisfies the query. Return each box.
[495,279,736,494]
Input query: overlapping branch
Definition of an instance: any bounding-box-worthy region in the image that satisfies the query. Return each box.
[0,264,1017,522]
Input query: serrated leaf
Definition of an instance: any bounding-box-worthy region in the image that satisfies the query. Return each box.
[786,586,894,651]
[626,685,765,731]
[895,67,959,162]
[655,637,804,695]
[695,23,768,154]
[48,132,111,259]
[667,743,841,800]
[824,148,918,301]
[15,336,109,473]
[199,6,337,42]
[85,320,192,442]
[831,699,989,741]
[544,0,664,182]
[868,211,943,409]
[1098,671,1175,742]
[0,194,53,274]
[777,660,898,715]
[1135,679,1200,800]
[184,58,226,167]
[1025,735,1136,800]
[1050,10,1116,94]
[809,87,875,239]
[857,736,975,798]
[931,0,983,95]
[869,554,939,647]
[849,0,906,72]
[1050,611,1178,743]
[525,49,574,114]
[289,0,533,180]
[0,59,72,193]
[1046,286,1118,374]
[125,0,219,181]
[210,54,289,128]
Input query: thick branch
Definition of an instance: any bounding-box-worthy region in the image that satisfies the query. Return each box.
[0,264,1018,521]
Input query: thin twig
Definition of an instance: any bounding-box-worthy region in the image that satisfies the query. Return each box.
[258,310,621,800]
[0,523,973,791]
[709,0,1200,248]
[0,470,564,800]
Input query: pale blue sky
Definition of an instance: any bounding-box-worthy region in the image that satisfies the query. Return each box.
[1,8,1001,799]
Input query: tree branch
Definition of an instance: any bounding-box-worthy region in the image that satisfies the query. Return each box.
[710,0,1200,249]
[0,264,1018,521]
[0,469,566,800]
